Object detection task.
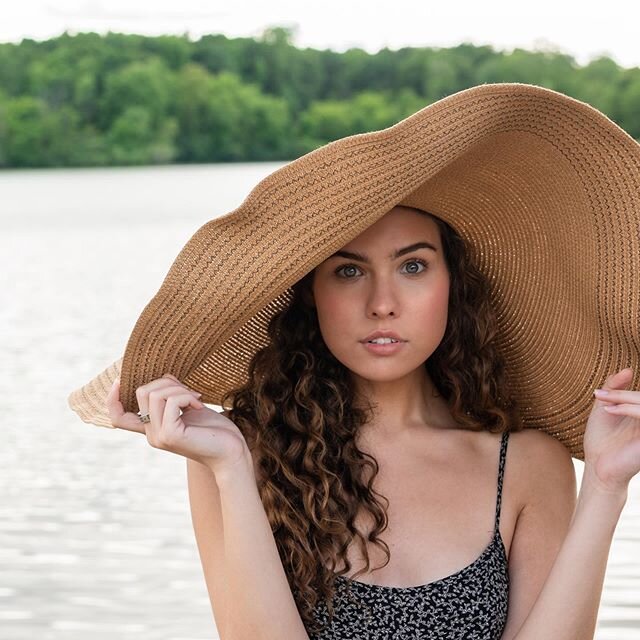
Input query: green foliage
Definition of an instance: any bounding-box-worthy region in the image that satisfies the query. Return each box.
[294,88,430,155]
[106,106,178,165]
[173,65,291,161]
[0,95,104,167]
[100,57,175,130]
[0,28,637,168]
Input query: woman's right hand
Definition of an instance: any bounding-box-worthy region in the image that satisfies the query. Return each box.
[105,373,252,480]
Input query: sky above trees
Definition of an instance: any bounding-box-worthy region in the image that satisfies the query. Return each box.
[1,0,639,69]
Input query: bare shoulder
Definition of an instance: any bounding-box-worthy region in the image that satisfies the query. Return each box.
[507,427,575,465]
[507,428,577,509]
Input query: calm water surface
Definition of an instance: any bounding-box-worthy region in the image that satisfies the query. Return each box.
[1,164,639,639]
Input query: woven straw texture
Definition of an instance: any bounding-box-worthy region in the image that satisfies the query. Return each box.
[67,82,640,460]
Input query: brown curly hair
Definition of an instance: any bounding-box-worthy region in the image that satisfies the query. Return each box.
[221,208,523,634]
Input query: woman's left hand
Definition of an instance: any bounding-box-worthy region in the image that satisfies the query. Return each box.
[584,367,640,494]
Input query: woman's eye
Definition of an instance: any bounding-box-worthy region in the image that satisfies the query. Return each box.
[335,259,427,279]
[401,259,428,274]
[335,264,362,278]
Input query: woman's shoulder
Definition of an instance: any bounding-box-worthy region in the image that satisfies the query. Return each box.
[506,427,574,464]
[506,428,577,507]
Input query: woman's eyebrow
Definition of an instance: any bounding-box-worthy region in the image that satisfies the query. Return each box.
[328,241,438,263]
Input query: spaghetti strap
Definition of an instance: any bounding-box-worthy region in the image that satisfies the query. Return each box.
[494,431,510,533]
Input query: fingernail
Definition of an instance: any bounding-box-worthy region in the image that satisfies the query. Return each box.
[114,378,120,385]
[594,389,609,396]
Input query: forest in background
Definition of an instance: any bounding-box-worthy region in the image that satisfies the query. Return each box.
[0,25,639,168]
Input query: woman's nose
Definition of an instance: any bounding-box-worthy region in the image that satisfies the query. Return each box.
[366,278,398,318]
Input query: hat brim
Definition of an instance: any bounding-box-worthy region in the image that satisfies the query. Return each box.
[68,82,640,460]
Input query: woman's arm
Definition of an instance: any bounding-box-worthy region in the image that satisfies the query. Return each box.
[189,448,309,640]
[511,467,627,640]
[186,458,229,636]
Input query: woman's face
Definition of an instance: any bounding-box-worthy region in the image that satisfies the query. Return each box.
[311,206,450,384]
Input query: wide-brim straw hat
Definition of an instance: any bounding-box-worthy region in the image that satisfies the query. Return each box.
[67,82,640,461]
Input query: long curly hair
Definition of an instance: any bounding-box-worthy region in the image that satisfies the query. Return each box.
[221,208,523,634]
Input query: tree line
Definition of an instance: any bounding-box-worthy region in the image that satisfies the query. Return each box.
[0,26,638,168]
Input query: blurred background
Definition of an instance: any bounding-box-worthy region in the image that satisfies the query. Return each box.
[1,1,639,639]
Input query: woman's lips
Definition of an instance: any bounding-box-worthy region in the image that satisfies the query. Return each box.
[361,340,407,355]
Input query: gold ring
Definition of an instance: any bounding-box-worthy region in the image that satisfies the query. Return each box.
[138,412,151,424]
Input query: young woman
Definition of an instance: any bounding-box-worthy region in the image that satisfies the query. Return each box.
[71,82,640,640]
[107,205,636,640]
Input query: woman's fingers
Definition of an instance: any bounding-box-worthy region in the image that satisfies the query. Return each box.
[136,376,201,420]
[105,379,146,434]
[105,374,203,434]
[594,389,640,404]
[158,393,205,447]
[146,384,203,434]
[603,403,640,416]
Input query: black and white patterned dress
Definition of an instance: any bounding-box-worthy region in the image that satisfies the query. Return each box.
[308,430,511,639]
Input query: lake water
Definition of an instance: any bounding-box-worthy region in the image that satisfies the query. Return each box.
[1,164,639,639]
